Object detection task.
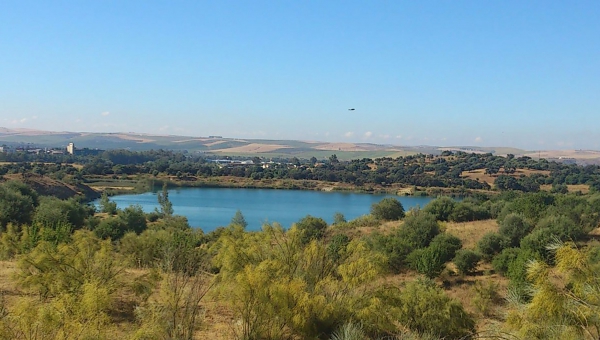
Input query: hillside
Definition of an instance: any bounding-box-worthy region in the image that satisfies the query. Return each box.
[0,127,524,160]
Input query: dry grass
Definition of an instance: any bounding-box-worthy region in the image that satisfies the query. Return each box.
[461,169,550,187]
[524,149,600,160]
[444,220,499,249]
[541,184,590,194]
[0,261,18,294]
[214,143,290,153]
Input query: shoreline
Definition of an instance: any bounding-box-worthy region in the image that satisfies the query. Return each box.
[87,175,485,199]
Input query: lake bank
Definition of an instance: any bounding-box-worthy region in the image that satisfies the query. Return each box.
[86,175,475,198]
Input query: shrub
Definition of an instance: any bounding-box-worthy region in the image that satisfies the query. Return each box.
[498,213,532,247]
[428,233,462,263]
[453,249,481,275]
[295,215,328,244]
[393,278,476,338]
[398,210,440,249]
[367,232,413,273]
[423,197,456,221]
[371,197,405,221]
[329,322,365,340]
[477,232,508,260]
[407,248,446,279]
[472,280,501,316]
[491,247,520,275]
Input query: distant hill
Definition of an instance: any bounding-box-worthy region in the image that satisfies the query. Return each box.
[2,127,599,164]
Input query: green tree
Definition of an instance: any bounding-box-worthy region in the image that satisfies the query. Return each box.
[371,197,405,221]
[333,212,347,225]
[118,204,147,234]
[428,233,463,263]
[0,181,37,229]
[368,232,413,273]
[424,196,456,221]
[99,192,118,215]
[295,215,328,244]
[33,196,91,230]
[157,182,174,217]
[230,209,248,228]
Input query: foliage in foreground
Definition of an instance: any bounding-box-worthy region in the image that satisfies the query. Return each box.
[506,242,600,339]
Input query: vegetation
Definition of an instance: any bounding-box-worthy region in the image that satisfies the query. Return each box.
[1,149,600,339]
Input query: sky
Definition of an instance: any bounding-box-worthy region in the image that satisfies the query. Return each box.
[0,1,599,150]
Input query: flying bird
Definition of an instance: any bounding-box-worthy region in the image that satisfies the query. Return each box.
[348,108,355,111]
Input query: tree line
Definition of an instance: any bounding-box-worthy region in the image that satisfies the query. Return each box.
[2,149,600,192]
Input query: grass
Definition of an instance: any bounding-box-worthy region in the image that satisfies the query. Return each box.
[461,168,550,187]
[444,219,499,250]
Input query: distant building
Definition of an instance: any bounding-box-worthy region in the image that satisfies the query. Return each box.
[208,135,223,139]
[66,142,75,155]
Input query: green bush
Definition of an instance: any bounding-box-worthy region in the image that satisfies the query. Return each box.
[428,233,462,263]
[477,232,508,260]
[295,215,328,244]
[371,197,405,221]
[407,248,446,279]
[498,213,532,247]
[453,249,481,275]
[392,278,475,338]
[398,210,440,249]
[367,232,413,273]
[491,247,520,275]
[423,197,456,221]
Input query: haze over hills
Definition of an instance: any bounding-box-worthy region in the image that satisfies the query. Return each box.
[1,127,600,164]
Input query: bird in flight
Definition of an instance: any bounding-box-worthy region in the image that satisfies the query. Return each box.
[348,108,355,111]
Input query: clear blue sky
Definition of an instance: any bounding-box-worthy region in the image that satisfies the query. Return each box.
[1,1,599,150]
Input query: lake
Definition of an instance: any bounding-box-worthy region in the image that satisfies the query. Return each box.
[100,188,434,232]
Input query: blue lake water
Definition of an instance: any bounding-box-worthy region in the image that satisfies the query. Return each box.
[99,188,434,232]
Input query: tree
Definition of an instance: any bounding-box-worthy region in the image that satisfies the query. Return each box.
[132,247,213,340]
[230,209,248,228]
[333,212,347,225]
[0,181,37,229]
[295,215,328,244]
[424,196,456,221]
[99,192,118,215]
[118,205,147,234]
[157,183,174,217]
[371,197,405,221]
[428,233,462,263]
